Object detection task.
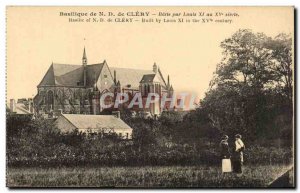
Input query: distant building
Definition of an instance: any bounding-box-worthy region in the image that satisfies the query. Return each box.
[33,48,174,117]
[8,98,34,116]
[54,113,133,139]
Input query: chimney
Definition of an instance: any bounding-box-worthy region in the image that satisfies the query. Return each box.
[10,99,16,113]
[112,111,121,119]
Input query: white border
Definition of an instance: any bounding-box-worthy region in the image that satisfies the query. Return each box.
[0,0,298,192]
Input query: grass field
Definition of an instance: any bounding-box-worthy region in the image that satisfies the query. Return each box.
[7,165,293,188]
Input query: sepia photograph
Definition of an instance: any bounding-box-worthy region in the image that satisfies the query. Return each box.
[6,6,294,188]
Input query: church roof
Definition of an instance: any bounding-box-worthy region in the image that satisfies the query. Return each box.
[140,74,160,83]
[86,63,105,87]
[38,62,169,91]
[110,67,153,89]
[38,63,104,87]
[111,67,167,90]
[59,114,133,132]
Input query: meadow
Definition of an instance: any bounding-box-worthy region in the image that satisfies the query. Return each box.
[7,164,293,188]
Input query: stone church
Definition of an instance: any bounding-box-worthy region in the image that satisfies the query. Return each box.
[33,48,174,116]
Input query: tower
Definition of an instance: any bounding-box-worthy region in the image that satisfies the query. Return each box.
[153,62,158,74]
[82,47,87,65]
[82,47,87,87]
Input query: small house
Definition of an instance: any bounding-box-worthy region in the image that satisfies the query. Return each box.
[54,113,133,139]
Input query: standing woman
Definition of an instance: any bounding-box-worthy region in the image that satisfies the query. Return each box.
[232,134,245,176]
[220,135,232,173]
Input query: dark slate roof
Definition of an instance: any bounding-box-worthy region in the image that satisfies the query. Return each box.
[140,74,160,83]
[140,74,156,83]
[38,63,169,91]
[86,63,105,87]
[54,64,83,86]
[38,63,104,87]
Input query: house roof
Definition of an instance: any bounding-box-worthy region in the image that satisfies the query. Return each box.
[15,103,32,114]
[38,63,104,87]
[61,114,133,132]
[7,103,32,114]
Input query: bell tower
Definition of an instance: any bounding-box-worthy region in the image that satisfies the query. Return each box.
[82,47,87,87]
[153,62,158,74]
[82,47,87,66]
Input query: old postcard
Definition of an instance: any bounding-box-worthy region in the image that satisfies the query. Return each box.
[6,6,294,188]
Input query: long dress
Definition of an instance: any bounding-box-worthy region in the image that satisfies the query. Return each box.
[232,139,245,173]
[220,140,231,173]
[220,140,230,159]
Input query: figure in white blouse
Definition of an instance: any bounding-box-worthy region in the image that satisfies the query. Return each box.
[232,134,245,175]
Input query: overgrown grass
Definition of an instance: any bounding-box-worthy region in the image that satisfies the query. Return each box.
[7,164,293,188]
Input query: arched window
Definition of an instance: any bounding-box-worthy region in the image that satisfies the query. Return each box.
[47,90,54,110]
[144,85,147,95]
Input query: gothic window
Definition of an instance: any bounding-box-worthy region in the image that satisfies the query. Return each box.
[56,89,62,98]
[144,85,147,95]
[39,90,45,96]
[56,89,63,98]
[75,89,82,99]
[55,89,64,105]
[47,90,54,110]
[64,88,72,99]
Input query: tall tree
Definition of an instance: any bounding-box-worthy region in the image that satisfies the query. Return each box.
[202,29,293,140]
[266,33,293,102]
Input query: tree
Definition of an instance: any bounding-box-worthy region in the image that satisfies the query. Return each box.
[213,29,279,89]
[265,33,293,103]
[202,29,293,141]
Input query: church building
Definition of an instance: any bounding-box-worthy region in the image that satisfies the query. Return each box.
[33,48,174,117]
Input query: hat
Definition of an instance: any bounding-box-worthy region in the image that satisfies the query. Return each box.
[235,134,242,139]
[222,135,229,140]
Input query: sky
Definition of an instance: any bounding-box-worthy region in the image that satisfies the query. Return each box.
[6,6,294,102]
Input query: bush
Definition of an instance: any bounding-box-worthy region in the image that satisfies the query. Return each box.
[7,116,293,168]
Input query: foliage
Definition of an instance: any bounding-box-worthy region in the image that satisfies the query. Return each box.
[6,29,293,169]
[7,114,292,168]
[200,29,293,140]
